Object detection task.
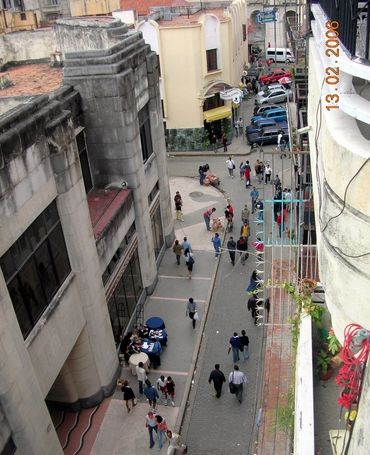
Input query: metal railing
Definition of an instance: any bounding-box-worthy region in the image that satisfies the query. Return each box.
[311,0,369,63]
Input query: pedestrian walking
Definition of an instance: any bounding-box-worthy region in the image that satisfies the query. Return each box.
[199,164,206,185]
[156,375,168,405]
[155,415,168,450]
[285,188,292,211]
[226,156,236,177]
[165,377,176,407]
[228,332,240,363]
[120,380,137,413]
[136,361,147,395]
[277,207,288,238]
[236,236,248,265]
[273,174,281,192]
[255,199,264,221]
[244,160,251,187]
[174,191,184,221]
[227,236,236,265]
[234,119,239,137]
[186,297,198,329]
[222,132,227,152]
[239,330,250,360]
[172,239,183,265]
[250,186,259,213]
[246,270,260,294]
[208,363,226,398]
[228,365,247,403]
[166,430,187,455]
[225,204,234,232]
[238,117,244,137]
[241,204,250,225]
[239,161,246,180]
[255,159,263,184]
[181,237,192,253]
[211,132,217,152]
[203,207,216,231]
[211,233,221,259]
[144,380,159,410]
[247,294,259,325]
[240,221,250,249]
[264,163,272,184]
[145,411,158,449]
[184,249,194,280]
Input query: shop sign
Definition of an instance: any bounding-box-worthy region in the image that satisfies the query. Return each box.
[220,88,243,104]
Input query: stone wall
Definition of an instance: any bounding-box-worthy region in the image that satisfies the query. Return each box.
[0,28,57,66]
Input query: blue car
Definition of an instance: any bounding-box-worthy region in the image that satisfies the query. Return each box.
[251,108,287,124]
[246,119,287,135]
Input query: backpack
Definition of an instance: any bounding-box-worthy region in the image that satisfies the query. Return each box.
[187,255,194,265]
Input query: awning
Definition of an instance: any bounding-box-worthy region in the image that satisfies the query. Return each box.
[203,106,232,123]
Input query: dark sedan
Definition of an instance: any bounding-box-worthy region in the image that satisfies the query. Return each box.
[247,126,289,146]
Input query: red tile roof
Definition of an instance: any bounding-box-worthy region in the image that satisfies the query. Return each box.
[87,188,132,240]
[0,64,63,97]
[120,0,189,16]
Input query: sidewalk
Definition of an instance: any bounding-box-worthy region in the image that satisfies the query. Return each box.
[90,177,227,454]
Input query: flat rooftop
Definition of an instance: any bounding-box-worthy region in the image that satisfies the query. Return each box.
[0,63,63,97]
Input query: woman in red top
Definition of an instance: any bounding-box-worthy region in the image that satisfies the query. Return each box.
[244,161,251,187]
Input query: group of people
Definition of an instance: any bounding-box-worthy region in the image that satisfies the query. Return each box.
[172,237,194,279]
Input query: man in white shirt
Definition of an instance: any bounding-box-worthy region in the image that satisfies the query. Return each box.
[226,156,236,177]
[228,364,247,403]
[136,361,147,395]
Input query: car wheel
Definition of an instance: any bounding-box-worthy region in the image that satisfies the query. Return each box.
[285,59,291,64]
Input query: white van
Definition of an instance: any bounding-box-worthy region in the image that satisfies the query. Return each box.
[265,48,295,64]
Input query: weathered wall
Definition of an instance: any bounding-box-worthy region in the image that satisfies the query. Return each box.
[308,40,370,342]
[0,28,57,65]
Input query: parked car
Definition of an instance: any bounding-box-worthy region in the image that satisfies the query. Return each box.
[253,104,282,116]
[259,69,292,85]
[251,107,287,124]
[257,84,288,97]
[246,119,287,135]
[265,47,295,64]
[247,126,289,146]
[256,89,293,105]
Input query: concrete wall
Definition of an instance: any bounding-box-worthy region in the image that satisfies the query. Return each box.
[307,40,370,341]
[0,89,119,453]
[0,28,57,65]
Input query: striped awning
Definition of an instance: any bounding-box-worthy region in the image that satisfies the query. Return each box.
[203,106,232,123]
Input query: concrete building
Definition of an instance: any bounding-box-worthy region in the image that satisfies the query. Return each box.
[308,2,370,453]
[130,0,249,150]
[0,17,173,453]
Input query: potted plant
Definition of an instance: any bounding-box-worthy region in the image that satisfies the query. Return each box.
[316,349,332,380]
[327,328,342,368]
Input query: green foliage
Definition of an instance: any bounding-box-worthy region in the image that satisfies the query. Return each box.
[327,330,341,355]
[316,349,331,375]
[276,388,295,434]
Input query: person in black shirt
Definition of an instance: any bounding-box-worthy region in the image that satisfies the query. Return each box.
[208,364,226,398]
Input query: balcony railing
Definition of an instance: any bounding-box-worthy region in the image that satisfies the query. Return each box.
[311,0,369,63]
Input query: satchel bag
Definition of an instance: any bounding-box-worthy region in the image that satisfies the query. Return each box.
[229,372,236,394]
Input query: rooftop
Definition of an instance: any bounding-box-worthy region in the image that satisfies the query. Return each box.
[157,8,228,27]
[0,64,63,97]
[87,188,132,240]
[120,0,189,16]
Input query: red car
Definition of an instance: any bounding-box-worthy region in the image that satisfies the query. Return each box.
[259,69,292,85]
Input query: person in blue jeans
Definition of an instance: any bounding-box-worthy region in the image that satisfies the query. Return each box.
[145,411,158,448]
[228,332,240,363]
[250,187,259,213]
[211,233,222,258]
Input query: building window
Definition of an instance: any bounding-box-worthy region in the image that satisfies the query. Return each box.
[76,130,93,193]
[0,201,71,339]
[20,12,26,20]
[102,223,136,285]
[107,249,143,342]
[242,24,247,41]
[206,49,218,72]
[151,203,164,259]
[148,181,159,206]
[157,54,161,77]
[138,105,153,163]
[161,99,165,119]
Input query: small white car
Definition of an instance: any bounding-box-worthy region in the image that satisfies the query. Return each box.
[256,89,293,105]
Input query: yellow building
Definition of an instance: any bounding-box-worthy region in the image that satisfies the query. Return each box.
[69,0,120,17]
[137,1,248,150]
